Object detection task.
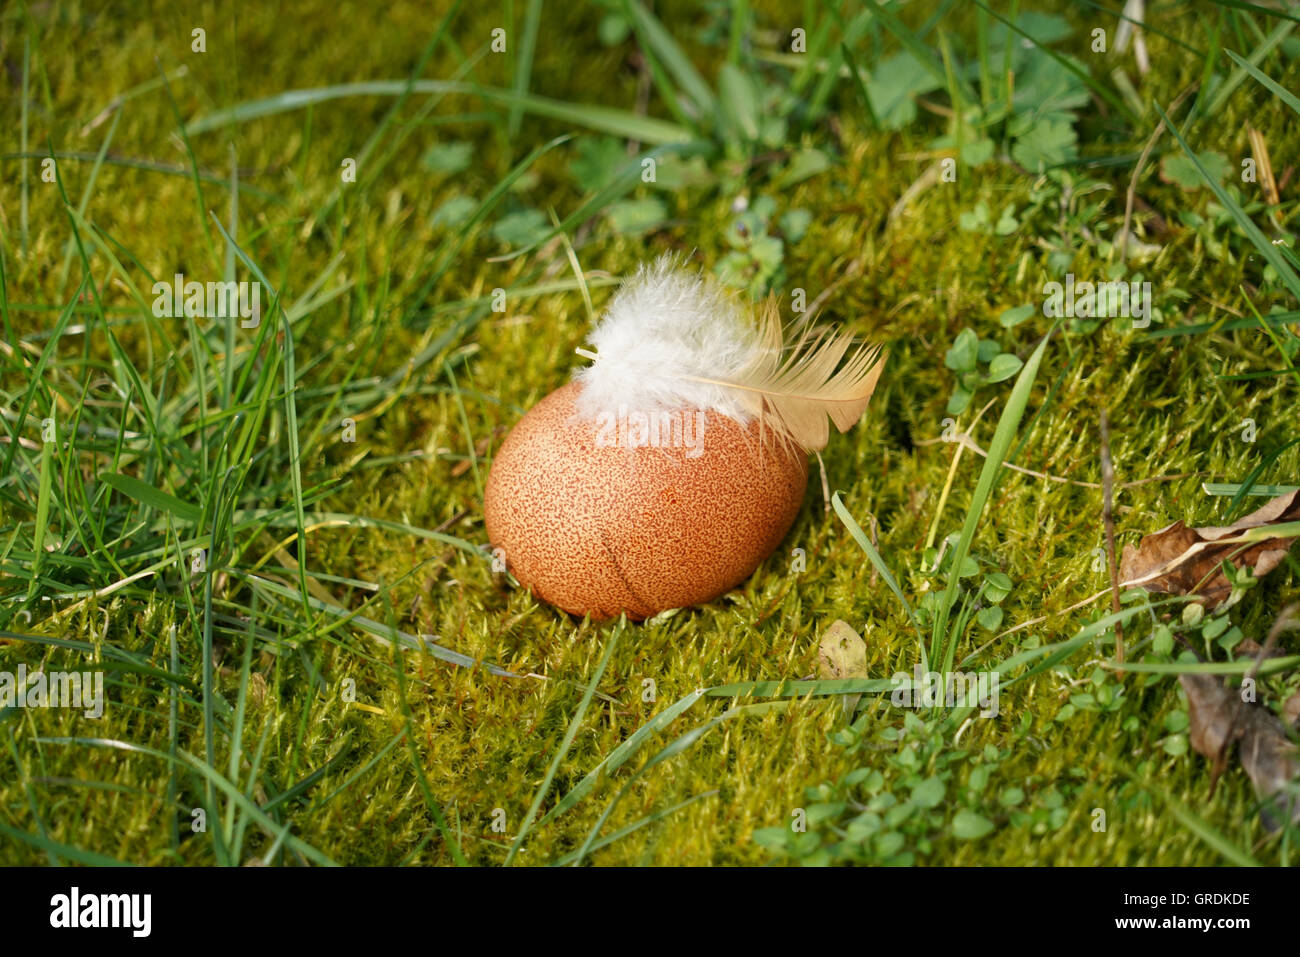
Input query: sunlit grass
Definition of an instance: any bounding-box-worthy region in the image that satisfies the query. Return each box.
[1,0,1298,865]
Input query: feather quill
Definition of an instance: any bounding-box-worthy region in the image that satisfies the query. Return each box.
[572,257,885,452]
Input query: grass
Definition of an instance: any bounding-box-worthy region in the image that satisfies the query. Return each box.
[1,0,1299,866]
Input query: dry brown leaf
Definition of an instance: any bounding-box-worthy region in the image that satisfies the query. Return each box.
[1284,690,1300,729]
[1181,674,1300,832]
[1119,490,1300,607]
[1237,638,1290,659]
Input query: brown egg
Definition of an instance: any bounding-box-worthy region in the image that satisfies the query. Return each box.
[483,381,808,620]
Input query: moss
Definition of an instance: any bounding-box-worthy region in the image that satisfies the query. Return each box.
[1,0,1298,865]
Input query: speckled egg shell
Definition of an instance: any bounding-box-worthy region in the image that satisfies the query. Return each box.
[483,381,808,620]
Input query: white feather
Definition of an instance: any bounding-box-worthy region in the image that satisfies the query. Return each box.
[570,256,886,451]
[571,256,761,423]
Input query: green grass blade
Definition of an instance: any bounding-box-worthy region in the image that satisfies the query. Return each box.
[184,81,691,144]
[1203,482,1299,497]
[1157,102,1300,303]
[839,41,880,131]
[37,737,337,865]
[547,791,716,866]
[831,491,922,644]
[98,472,202,524]
[1224,49,1300,116]
[1104,656,1300,676]
[571,700,785,864]
[26,422,54,604]
[20,35,29,255]
[1200,19,1296,119]
[621,0,718,120]
[506,619,623,865]
[932,330,1054,666]
[1120,763,1259,866]
[0,821,131,866]
[705,677,896,697]
[535,688,706,830]
[242,573,524,677]
[510,0,544,138]
[1203,0,1300,24]
[209,214,311,612]
[381,589,469,866]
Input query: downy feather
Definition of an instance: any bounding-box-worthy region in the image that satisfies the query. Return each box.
[572,257,885,452]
